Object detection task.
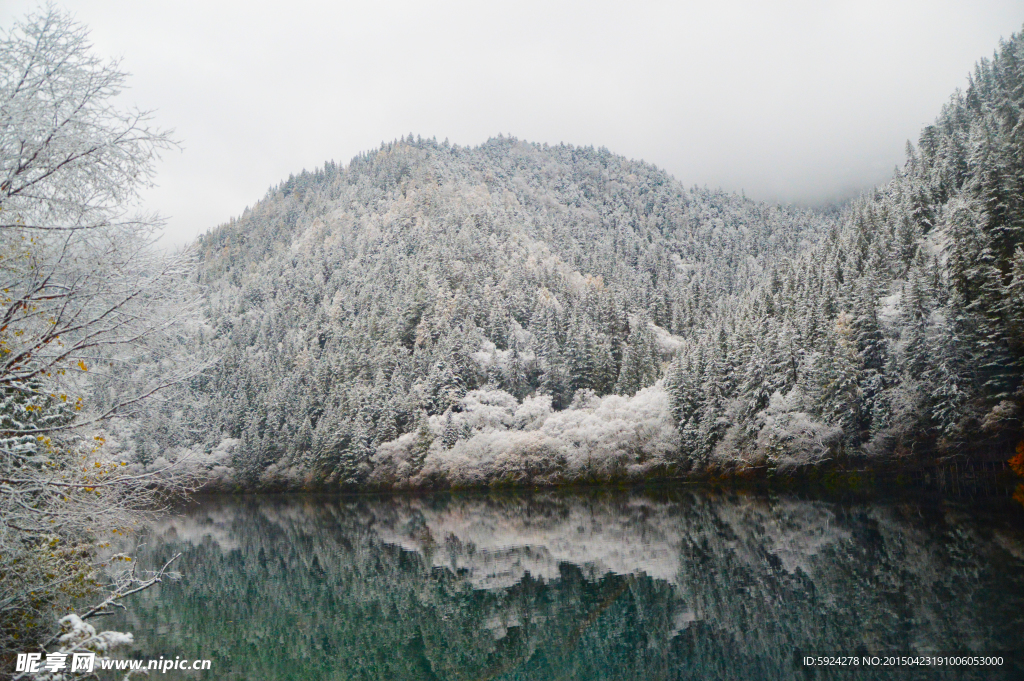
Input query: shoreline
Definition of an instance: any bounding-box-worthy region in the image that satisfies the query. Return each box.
[187,453,1022,503]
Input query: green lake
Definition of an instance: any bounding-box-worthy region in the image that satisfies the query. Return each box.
[108,488,1024,680]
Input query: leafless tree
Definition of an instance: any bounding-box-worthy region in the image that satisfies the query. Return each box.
[0,6,205,669]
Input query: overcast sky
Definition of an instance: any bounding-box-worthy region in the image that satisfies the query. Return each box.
[2,1,1022,246]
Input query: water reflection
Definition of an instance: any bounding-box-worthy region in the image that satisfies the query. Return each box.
[110,490,1024,680]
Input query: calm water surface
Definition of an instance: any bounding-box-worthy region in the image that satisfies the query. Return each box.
[109,489,1024,680]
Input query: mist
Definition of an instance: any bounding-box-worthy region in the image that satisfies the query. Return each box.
[1,0,1020,245]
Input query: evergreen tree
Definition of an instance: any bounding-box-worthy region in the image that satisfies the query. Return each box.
[440,410,459,450]
[613,317,660,396]
[815,315,862,442]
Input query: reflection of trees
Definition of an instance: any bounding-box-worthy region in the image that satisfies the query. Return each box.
[672,496,1024,680]
[109,492,1024,680]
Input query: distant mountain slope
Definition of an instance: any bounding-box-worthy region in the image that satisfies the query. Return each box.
[663,26,1024,471]
[146,138,829,487]
[129,27,1024,490]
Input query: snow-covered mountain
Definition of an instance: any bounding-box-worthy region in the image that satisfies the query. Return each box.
[141,138,826,487]
[131,27,1024,489]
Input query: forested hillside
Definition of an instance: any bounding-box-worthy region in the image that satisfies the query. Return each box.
[134,28,1024,489]
[138,137,827,487]
[664,28,1024,472]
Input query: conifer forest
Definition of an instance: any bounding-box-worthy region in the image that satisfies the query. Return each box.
[5,5,1024,679]
[123,29,1024,491]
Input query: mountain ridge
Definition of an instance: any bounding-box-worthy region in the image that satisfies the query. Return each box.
[130,136,829,487]
[122,27,1024,489]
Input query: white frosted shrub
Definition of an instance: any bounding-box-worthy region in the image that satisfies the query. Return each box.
[753,389,841,470]
[370,432,422,485]
[513,394,554,430]
[457,388,519,431]
[371,382,679,487]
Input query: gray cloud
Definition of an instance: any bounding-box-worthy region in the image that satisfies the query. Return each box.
[2,0,1021,245]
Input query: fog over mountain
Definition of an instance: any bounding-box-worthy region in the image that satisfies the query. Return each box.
[109,25,1024,490]
[10,7,1024,676]
[0,1,1018,246]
